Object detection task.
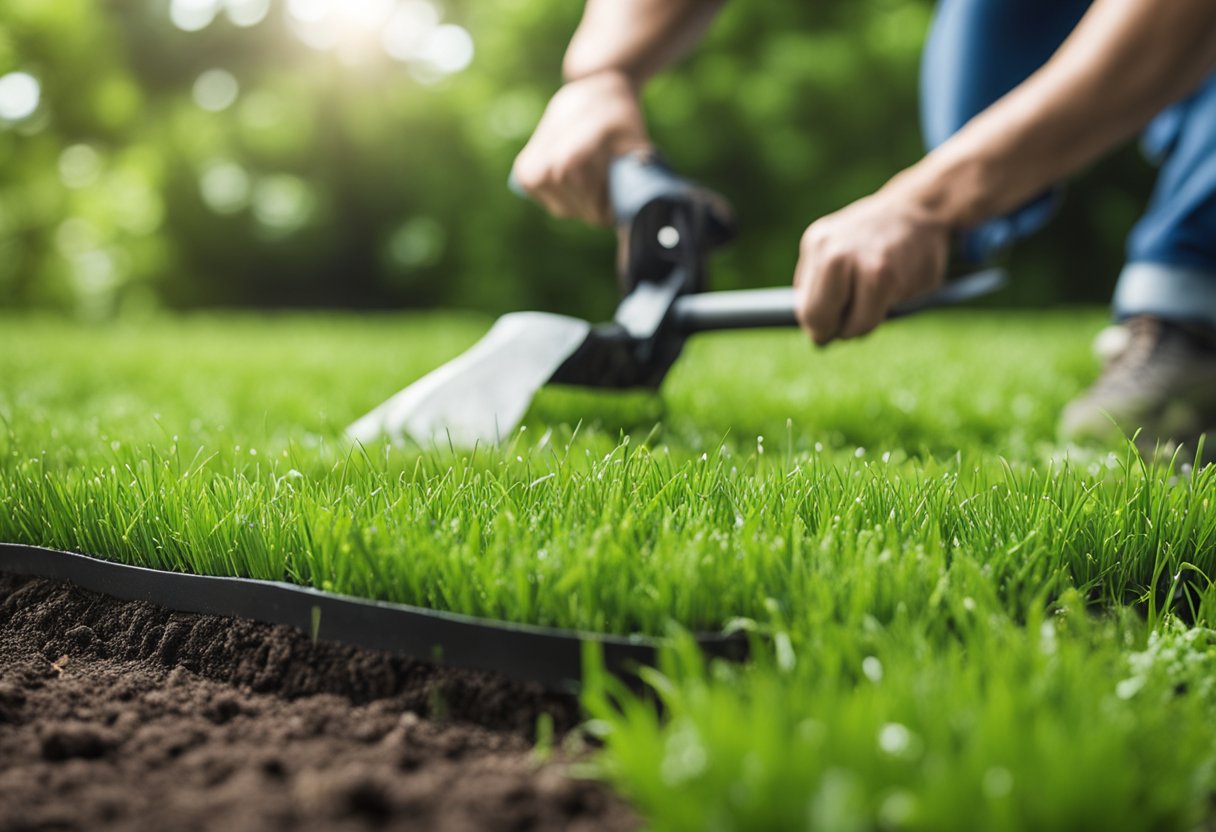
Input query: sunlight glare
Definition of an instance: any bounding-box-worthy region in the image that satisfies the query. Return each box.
[193,69,240,112]
[200,161,252,214]
[253,175,314,232]
[281,0,471,75]
[169,0,221,32]
[287,0,395,40]
[287,0,393,53]
[381,0,440,62]
[285,0,328,24]
[0,72,41,122]
[417,24,474,75]
[58,145,103,189]
[225,0,271,28]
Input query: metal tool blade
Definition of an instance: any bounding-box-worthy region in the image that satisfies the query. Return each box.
[346,312,592,448]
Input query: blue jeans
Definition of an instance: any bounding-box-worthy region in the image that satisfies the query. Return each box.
[921,0,1216,328]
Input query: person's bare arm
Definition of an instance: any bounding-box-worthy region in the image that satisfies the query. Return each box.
[562,0,725,84]
[796,0,1216,345]
[896,0,1216,227]
[513,0,725,225]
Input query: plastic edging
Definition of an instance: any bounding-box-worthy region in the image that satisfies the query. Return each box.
[0,543,748,692]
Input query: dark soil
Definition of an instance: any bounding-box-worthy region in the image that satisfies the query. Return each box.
[0,572,636,831]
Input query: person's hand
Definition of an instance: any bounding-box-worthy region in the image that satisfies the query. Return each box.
[793,186,951,346]
[512,71,652,226]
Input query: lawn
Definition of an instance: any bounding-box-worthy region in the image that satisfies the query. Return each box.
[3,310,1216,830]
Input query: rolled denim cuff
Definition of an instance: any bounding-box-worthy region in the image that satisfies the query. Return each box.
[1113,261,1216,329]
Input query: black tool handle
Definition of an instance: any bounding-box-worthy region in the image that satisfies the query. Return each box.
[605,152,698,226]
[670,268,1008,333]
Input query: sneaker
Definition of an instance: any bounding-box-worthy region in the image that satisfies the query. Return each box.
[1058,315,1216,461]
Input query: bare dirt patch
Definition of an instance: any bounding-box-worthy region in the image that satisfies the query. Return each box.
[0,572,636,831]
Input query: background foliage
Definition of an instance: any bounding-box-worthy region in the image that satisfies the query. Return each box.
[0,0,1154,318]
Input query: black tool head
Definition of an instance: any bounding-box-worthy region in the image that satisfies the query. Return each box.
[548,320,683,390]
[551,161,736,391]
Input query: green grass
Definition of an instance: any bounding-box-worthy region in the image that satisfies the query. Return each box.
[3,310,1216,830]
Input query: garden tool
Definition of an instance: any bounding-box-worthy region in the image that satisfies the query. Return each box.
[347,152,1006,448]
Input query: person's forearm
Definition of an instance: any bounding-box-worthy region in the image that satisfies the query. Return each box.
[563,0,726,85]
[891,0,1216,229]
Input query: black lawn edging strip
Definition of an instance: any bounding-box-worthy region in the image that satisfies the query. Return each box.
[0,543,748,692]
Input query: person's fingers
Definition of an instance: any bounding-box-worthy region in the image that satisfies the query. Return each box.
[523,170,579,220]
[510,155,537,195]
[839,264,892,340]
[587,171,612,227]
[792,247,814,337]
[511,71,653,225]
[532,185,577,220]
[569,145,622,226]
[511,154,555,206]
[514,152,606,224]
[563,160,609,226]
[796,249,854,346]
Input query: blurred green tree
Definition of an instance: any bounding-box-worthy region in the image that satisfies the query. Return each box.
[0,0,1154,318]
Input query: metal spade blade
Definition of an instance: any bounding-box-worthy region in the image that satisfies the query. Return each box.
[346,311,592,448]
